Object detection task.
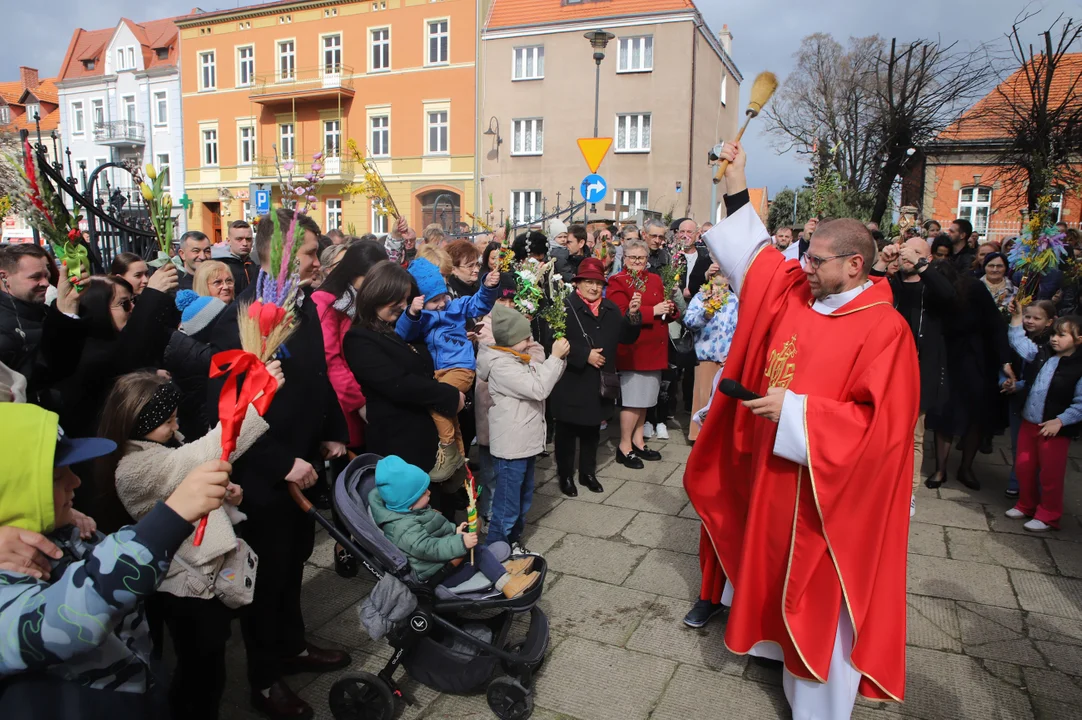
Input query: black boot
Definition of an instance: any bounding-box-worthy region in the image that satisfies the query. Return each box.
[579,474,604,493]
[558,476,578,497]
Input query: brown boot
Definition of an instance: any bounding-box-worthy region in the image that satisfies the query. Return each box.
[502,557,536,576]
[502,571,540,599]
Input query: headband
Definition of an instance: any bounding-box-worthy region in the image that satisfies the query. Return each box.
[983,251,1007,268]
[131,382,183,439]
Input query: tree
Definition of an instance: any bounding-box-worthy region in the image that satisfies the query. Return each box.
[982,13,1082,212]
[767,187,814,232]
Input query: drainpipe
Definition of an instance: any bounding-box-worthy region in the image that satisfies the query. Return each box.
[685,17,698,217]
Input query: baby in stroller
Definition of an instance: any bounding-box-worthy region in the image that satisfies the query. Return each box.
[370,455,541,599]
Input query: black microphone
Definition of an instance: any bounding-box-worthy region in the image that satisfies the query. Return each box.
[719,378,762,402]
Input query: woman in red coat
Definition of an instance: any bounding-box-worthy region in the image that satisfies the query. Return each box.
[607,238,677,469]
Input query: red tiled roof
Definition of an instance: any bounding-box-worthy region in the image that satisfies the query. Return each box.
[938,53,1082,142]
[57,17,179,82]
[0,81,20,104]
[0,71,59,134]
[487,0,696,29]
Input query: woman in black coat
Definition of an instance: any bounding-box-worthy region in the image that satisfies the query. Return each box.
[550,258,641,497]
[344,261,462,479]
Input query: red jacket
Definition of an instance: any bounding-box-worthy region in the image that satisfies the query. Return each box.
[312,289,366,448]
[607,270,675,372]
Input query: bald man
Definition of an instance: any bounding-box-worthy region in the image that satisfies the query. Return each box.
[872,237,957,516]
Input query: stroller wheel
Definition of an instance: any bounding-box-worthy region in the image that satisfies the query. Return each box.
[329,673,395,720]
[487,677,534,720]
[501,641,545,675]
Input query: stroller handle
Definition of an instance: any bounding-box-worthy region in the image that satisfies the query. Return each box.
[288,482,314,513]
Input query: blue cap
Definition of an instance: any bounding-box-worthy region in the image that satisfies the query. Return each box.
[55,424,116,467]
[408,258,448,302]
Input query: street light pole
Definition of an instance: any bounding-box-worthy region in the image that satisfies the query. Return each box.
[593,57,602,138]
[584,30,615,219]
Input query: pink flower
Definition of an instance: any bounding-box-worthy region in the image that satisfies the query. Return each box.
[311,162,323,173]
[294,187,306,196]
[305,173,315,182]
[307,195,318,204]
[313,151,323,161]
[282,161,295,172]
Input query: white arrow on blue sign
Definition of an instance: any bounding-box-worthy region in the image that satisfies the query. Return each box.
[255,189,271,216]
[580,174,607,204]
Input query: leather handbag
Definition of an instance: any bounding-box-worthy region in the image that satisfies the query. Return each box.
[568,300,622,401]
[669,327,697,369]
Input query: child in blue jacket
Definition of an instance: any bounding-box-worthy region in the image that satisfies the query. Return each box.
[397,257,500,480]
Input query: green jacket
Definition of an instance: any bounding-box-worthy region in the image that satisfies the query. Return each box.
[368,488,466,580]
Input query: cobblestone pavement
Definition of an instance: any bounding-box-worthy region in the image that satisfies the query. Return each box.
[217,421,1082,720]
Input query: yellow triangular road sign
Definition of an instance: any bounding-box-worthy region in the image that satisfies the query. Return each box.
[578,137,613,174]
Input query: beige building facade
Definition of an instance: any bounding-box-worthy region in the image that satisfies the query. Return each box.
[480,0,740,227]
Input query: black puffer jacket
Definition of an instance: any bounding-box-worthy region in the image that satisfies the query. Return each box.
[163,329,214,440]
[0,292,84,410]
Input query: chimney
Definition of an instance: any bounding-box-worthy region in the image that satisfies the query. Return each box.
[718,24,733,56]
[19,66,40,91]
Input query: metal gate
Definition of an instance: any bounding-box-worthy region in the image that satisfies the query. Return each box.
[22,127,158,273]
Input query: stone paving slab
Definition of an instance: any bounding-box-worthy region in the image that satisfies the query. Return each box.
[945,527,1055,571]
[1045,539,1082,578]
[536,574,655,646]
[1035,640,1082,677]
[1027,611,1082,645]
[908,522,948,558]
[625,596,746,675]
[534,473,627,504]
[650,663,788,720]
[622,548,702,600]
[913,497,991,530]
[1022,667,1082,704]
[906,595,961,652]
[603,480,690,515]
[598,459,681,485]
[678,500,700,520]
[619,511,701,555]
[518,524,566,555]
[536,500,638,538]
[533,637,677,720]
[1032,697,1082,720]
[1010,569,1082,620]
[543,533,648,585]
[907,555,1018,608]
[525,492,563,524]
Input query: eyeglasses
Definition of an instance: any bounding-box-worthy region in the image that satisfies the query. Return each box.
[457,261,481,269]
[113,297,134,312]
[800,252,856,271]
[625,254,648,262]
[646,233,666,240]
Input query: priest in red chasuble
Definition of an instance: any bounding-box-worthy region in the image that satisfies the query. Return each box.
[683,141,919,719]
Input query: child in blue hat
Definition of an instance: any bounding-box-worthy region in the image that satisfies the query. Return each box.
[397,257,501,480]
[369,455,539,598]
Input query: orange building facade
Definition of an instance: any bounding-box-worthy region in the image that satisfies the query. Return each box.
[176,0,477,241]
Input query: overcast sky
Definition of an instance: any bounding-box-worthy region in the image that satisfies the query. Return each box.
[5,0,1078,197]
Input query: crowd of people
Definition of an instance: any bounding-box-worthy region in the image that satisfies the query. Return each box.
[0,198,738,718]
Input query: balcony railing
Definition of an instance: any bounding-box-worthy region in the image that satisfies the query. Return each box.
[249,65,355,103]
[94,120,145,144]
[252,154,355,181]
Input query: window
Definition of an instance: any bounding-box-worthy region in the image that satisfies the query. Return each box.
[25,103,40,120]
[91,98,104,127]
[371,115,389,156]
[122,96,136,124]
[153,91,167,127]
[202,128,219,166]
[116,47,136,71]
[116,48,124,70]
[511,118,543,155]
[278,41,295,80]
[616,189,648,218]
[513,46,544,80]
[155,153,171,192]
[326,198,342,231]
[372,204,388,234]
[615,113,651,152]
[127,47,136,70]
[156,48,168,60]
[957,186,991,235]
[200,51,216,90]
[238,46,254,87]
[279,123,294,159]
[427,110,448,154]
[83,60,95,70]
[427,20,449,65]
[324,119,341,157]
[239,125,255,165]
[93,157,108,191]
[510,190,542,224]
[371,28,390,71]
[1051,190,1065,222]
[323,34,342,74]
[618,36,653,73]
[0,106,9,124]
[71,101,85,135]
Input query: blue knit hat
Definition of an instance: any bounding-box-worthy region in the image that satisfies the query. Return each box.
[375,455,431,512]
[408,257,448,302]
[176,290,227,336]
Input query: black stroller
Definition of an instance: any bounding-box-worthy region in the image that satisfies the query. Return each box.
[289,453,550,720]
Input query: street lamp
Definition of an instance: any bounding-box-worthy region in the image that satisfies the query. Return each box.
[584,29,616,138]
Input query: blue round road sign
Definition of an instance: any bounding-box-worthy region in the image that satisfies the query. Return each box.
[581,174,607,204]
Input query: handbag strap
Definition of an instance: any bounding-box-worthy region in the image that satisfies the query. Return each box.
[567,298,597,348]
[171,553,216,594]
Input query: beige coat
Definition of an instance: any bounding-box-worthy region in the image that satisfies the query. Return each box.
[115,403,268,598]
[474,314,544,447]
[476,345,565,460]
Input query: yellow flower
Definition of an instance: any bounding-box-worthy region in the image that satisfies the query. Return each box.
[161,193,172,207]
[140,183,154,202]
[144,164,157,180]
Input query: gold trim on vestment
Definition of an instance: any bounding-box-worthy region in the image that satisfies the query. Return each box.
[781,465,826,683]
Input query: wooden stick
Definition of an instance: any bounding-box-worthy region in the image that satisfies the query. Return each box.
[713,116,752,184]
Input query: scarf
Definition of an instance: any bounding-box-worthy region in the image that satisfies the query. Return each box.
[491,346,533,363]
[982,276,1013,303]
[576,290,602,317]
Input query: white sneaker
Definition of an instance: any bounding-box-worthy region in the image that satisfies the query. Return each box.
[655,423,670,440]
[910,496,916,517]
[1004,508,1027,519]
[600,421,608,431]
[643,422,655,439]
[1024,518,1053,532]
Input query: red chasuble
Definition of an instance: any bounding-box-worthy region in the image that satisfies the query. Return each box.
[684,245,919,702]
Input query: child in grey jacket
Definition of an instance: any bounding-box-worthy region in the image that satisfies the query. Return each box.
[476,303,569,551]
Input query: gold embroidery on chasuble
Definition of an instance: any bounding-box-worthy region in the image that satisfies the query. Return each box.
[765,333,798,390]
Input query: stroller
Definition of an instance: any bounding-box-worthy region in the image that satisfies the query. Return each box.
[289,453,550,720]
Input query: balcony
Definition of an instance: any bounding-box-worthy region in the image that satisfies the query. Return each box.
[94,120,145,146]
[251,154,355,183]
[249,65,356,105]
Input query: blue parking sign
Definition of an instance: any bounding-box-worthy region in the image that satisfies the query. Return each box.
[255,189,271,216]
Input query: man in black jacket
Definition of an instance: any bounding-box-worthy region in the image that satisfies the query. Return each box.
[0,244,85,410]
[216,219,257,294]
[175,230,212,290]
[207,208,350,719]
[872,237,955,517]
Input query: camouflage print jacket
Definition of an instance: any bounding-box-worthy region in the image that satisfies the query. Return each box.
[0,502,193,695]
